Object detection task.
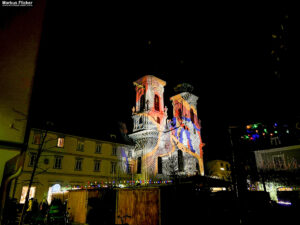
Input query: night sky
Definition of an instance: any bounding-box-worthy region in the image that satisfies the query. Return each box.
[28,3,291,160]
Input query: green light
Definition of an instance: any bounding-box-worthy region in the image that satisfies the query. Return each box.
[244,135,249,139]
[252,124,258,129]
[274,130,278,134]
[264,128,268,133]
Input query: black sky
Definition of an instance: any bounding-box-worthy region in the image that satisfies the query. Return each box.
[28,3,291,160]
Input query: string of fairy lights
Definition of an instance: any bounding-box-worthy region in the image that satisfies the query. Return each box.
[60,179,174,190]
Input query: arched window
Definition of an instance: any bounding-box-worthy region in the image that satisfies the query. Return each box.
[190,108,194,123]
[178,150,184,172]
[154,95,160,111]
[158,157,162,174]
[140,94,145,112]
[196,162,200,172]
[157,117,160,124]
[178,108,182,118]
[137,157,142,174]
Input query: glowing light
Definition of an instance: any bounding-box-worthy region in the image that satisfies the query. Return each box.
[20,186,36,203]
[278,187,293,191]
[51,184,61,193]
[264,128,268,133]
[274,130,278,134]
[278,201,292,206]
[220,168,225,171]
[270,133,273,136]
[246,125,251,129]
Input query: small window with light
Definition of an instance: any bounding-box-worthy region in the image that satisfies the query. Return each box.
[57,137,64,148]
[33,132,41,145]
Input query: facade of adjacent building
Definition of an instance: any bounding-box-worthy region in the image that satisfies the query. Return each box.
[254,145,300,201]
[11,129,133,203]
[129,75,205,181]
[206,160,231,181]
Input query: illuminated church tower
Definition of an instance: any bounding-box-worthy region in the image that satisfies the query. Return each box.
[129,75,168,181]
[129,76,204,182]
[169,84,204,176]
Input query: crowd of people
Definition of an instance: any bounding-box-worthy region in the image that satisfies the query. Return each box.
[3,197,70,225]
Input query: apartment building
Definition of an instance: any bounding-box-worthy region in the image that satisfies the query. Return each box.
[11,128,134,203]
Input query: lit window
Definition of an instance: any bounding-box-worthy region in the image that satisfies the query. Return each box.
[95,143,102,153]
[154,95,160,111]
[94,160,101,172]
[28,153,37,167]
[57,137,64,148]
[33,133,41,145]
[20,186,36,203]
[111,162,117,174]
[75,158,83,171]
[53,156,62,169]
[112,145,117,156]
[77,140,84,151]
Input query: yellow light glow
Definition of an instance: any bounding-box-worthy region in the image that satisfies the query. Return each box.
[20,186,36,203]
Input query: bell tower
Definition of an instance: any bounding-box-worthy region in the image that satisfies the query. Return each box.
[129,75,168,181]
[131,75,167,132]
[169,84,205,176]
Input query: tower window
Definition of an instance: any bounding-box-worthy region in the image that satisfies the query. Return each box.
[137,157,142,174]
[190,109,195,123]
[178,150,184,172]
[154,95,160,111]
[158,157,162,174]
[178,108,182,118]
[140,94,145,112]
[157,117,160,124]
